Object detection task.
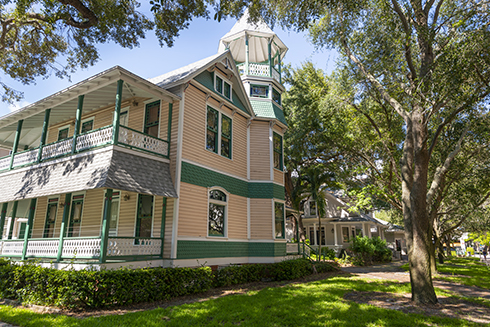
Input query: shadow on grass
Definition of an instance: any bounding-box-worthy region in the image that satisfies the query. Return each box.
[1,277,486,327]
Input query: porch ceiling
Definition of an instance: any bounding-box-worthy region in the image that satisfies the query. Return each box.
[0,146,177,202]
[0,66,180,150]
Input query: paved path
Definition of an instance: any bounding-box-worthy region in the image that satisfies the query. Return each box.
[341,260,490,299]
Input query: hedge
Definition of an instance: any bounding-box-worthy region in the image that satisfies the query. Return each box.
[0,258,337,310]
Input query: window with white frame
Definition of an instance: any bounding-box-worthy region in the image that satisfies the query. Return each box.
[208,189,227,237]
[43,198,59,238]
[206,106,232,159]
[214,73,232,100]
[102,190,121,237]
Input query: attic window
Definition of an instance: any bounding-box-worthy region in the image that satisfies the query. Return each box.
[214,73,232,100]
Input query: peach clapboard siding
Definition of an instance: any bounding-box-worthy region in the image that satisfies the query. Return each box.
[181,84,248,179]
[250,121,270,180]
[169,100,180,179]
[249,198,272,239]
[273,169,284,185]
[227,194,247,239]
[178,182,208,237]
[31,196,48,239]
[162,198,175,258]
[79,189,104,237]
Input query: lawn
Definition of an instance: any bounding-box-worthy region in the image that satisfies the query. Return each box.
[435,257,490,289]
[0,276,487,327]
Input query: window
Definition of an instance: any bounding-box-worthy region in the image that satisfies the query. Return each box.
[274,202,285,238]
[81,118,94,134]
[272,88,281,105]
[43,198,58,238]
[273,132,283,170]
[309,227,315,245]
[58,127,69,141]
[102,191,120,237]
[250,84,269,98]
[206,106,232,159]
[214,74,232,100]
[68,195,84,237]
[208,189,227,237]
[135,194,153,239]
[144,101,160,137]
[120,110,129,126]
[309,201,317,217]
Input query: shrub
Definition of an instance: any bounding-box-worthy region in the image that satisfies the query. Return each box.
[320,247,336,260]
[466,247,475,256]
[349,236,392,266]
[313,261,339,273]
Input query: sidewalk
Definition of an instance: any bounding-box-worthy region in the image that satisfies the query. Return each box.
[341,260,490,300]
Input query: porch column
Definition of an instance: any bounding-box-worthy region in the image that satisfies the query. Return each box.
[160,197,167,258]
[313,223,317,246]
[334,224,338,246]
[56,193,72,262]
[277,50,282,84]
[167,103,173,143]
[0,203,8,239]
[71,95,84,155]
[99,189,113,263]
[268,39,272,78]
[37,109,51,162]
[21,198,37,260]
[9,120,23,170]
[112,80,123,145]
[296,216,300,254]
[7,201,18,239]
[245,33,249,75]
[363,223,368,237]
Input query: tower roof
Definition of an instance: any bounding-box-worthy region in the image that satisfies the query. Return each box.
[218,9,288,64]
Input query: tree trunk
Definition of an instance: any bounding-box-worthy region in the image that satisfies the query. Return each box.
[437,242,445,264]
[429,240,437,275]
[408,111,438,304]
[297,211,305,242]
[318,214,322,261]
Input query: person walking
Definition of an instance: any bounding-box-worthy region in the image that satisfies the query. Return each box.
[483,246,488,261]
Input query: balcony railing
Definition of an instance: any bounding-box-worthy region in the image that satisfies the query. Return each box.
[0,124,170,172]
[237,62,281,83]
[0,236,162,261]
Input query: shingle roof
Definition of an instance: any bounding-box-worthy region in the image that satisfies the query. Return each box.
[148,53,224,88]
[0,147,177,202]
[250,100,287,125]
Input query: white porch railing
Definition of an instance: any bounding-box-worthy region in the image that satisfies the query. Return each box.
[25,239,60,257]
[41,138,73,160]
[249,63,270,76]
[61,238,101,258]
[272,67,280,81]
[0,156,10,170]
[1,240,24,256]
[107,238,162,256]
[118,126,169,157]
[12,149,38,167]
[75,126,113,152]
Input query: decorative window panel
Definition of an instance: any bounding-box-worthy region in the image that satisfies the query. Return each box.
[274,202,285,239]
[208,189,227,237]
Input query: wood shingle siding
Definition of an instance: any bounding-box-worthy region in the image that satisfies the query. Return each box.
[250,198,272,239]
[250,121,270,180]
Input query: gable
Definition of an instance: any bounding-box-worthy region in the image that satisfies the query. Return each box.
[193,70,249,115]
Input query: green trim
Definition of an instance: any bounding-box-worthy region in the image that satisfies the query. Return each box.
[37,109,51,163]
[144,100,160,136]
[21,198,37,260]
[7,201,18,239]
[67,197,84,237]
[134,194,154,242]
[177,240,286,259]
[100,189,113,263]
[273,132,283,170]
[57,193,72,262]
[180,161,285,200]
[10,120,23,170]
[113,80,123,145]
[71,95,84,155]
[160,198,167,258]
[0,203,8,239]
[43,200,58,238]
[167,103,173,148]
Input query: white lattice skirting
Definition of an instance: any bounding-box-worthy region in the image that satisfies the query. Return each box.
[107,238,162,256]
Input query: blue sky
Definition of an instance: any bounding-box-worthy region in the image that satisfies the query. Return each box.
[0,13,338,117]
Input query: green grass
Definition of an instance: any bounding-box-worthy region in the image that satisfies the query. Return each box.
[0,277,486,327]
[400,257,490,289]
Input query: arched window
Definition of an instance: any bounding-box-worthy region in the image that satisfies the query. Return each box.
[208,189,227,237]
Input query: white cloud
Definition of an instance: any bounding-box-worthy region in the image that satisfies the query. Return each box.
[8,100,31,112]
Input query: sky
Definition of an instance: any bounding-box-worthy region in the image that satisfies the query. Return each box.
[0,10,338,117]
